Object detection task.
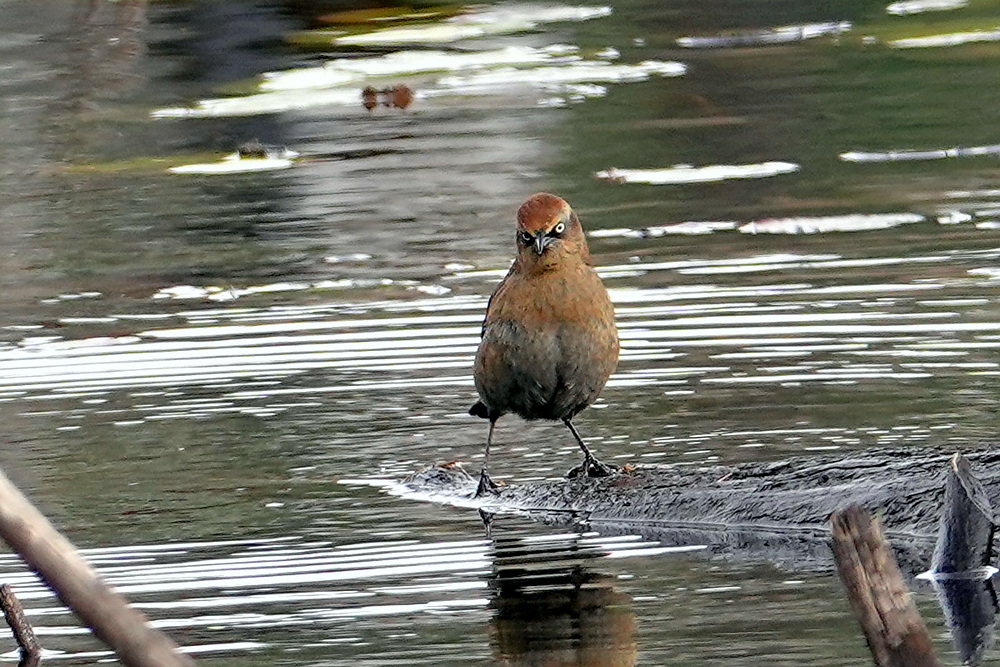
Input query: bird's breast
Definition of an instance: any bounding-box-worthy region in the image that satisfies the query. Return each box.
[491,263,615,331]
[474,262,619,420]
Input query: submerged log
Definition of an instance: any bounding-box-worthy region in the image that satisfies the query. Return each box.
[831,505,942,667]
[398,447,1000,571]
[404,448,1000,535]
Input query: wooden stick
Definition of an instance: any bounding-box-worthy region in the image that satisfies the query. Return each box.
[0,467,195,667]
[0,583,40,662]
[830,505,942,667]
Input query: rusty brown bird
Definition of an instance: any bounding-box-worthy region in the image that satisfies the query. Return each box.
[470,193,619,496]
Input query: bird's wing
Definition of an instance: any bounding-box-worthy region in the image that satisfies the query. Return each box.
[481,270,514,338]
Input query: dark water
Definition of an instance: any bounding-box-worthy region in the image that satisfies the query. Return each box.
[1,0,1000,663]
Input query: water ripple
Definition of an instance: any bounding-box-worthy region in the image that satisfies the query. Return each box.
[4,246,1000,423]
[0,532,690,661]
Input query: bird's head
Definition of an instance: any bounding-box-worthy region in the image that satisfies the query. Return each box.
[514,193,590,265]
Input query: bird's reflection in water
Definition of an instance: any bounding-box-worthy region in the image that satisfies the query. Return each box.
[489,533,637,667]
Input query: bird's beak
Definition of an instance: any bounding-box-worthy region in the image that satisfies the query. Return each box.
[532,231,551,255]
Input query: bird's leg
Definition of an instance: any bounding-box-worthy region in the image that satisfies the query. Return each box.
[475,418,501,497]
[563,419,619,479]
[478,508,495,536]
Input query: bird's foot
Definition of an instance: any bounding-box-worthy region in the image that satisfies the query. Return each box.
[474,469,501,498]
[566,455,619,479]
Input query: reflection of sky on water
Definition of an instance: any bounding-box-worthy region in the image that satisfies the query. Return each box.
[0,532,688,661]
[4,241,1000,414]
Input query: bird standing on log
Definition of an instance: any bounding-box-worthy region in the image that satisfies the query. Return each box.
[470,193,619,496]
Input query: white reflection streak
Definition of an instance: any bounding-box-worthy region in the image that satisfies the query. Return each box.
[677,254,949,274]
[595,161,799,184]
[139,314,481,339]
[4,247,993,404]
[616,321,1000,338]
[886,0,967,14]
[100,542,490,583]
[225,376,473,399]
[15,552,490,600]
[602,253,838,274]
[739,213,923,234]
[891,28,1000,48]
[702,372,931,384]
[0,531,692,639]
[259,46,575,92]
[4,313,988,395]
[621,310,951,328]
[1,341,479,374]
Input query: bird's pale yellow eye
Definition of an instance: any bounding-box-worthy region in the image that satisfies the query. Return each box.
[553,222,565,234]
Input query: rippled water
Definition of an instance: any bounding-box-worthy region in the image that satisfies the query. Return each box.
[1,0,1000,664]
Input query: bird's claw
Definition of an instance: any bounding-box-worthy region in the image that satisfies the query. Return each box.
[474,470,501,498]
[566,456,619,479]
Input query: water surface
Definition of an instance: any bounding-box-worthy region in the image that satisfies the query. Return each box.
[1,0,999,663]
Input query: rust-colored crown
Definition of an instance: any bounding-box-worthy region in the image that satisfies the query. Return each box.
[516,193,571,234]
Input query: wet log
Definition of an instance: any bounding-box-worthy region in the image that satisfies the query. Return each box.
[0,583,40,666]
[402,447,1000,535]
[0,467,196,667]
[830,505,942,667]
[397,447,1000,571]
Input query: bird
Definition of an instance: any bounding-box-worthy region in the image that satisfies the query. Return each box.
[470,193,619,497]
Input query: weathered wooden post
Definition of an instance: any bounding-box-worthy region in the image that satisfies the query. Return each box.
[830,504,942,667]
[0,467,195,667]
